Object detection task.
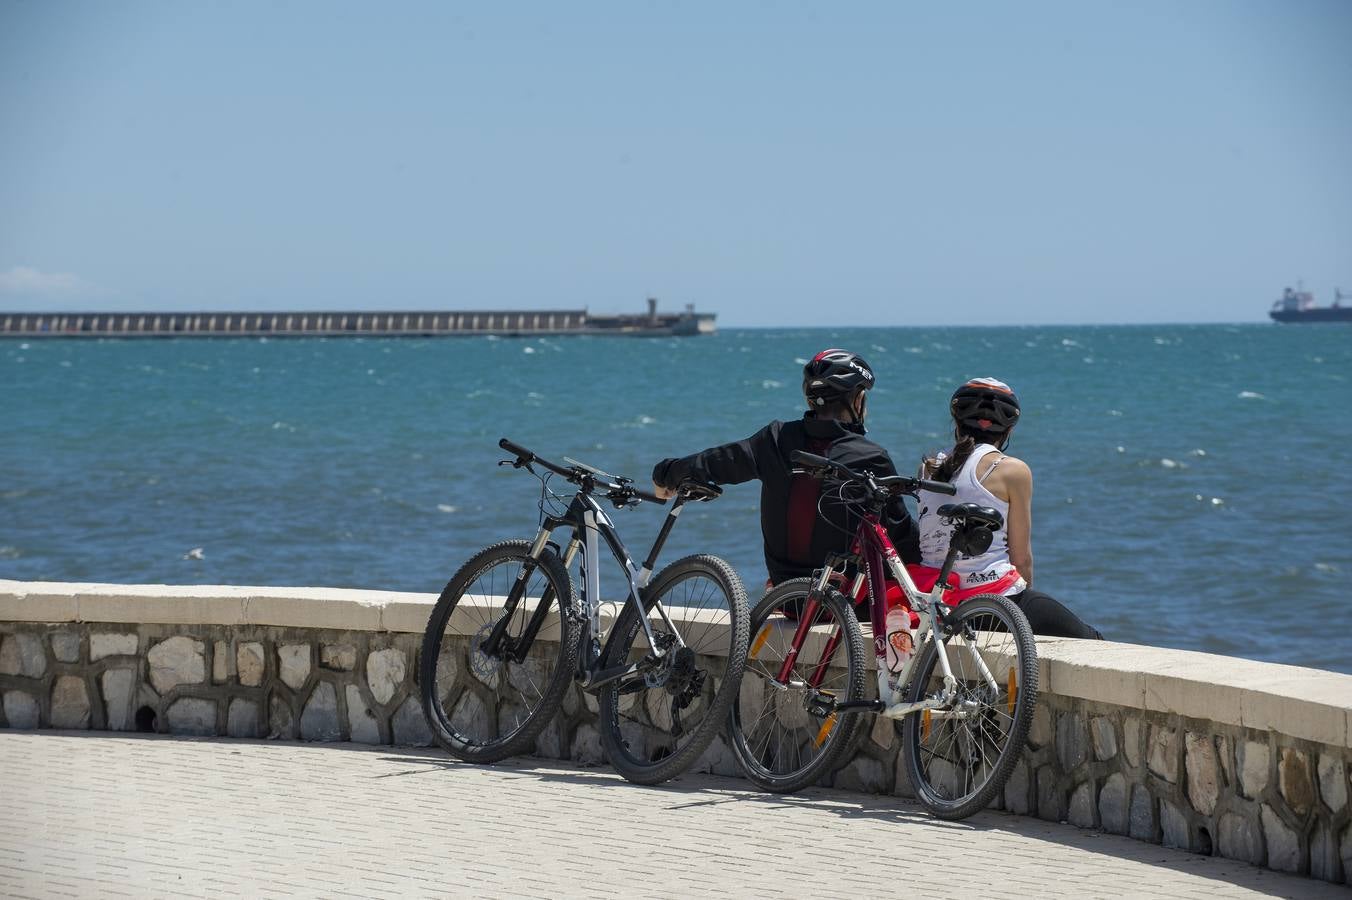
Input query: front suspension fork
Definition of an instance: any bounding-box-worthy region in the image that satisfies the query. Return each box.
[485,530,579,663]
[774,567,834,685]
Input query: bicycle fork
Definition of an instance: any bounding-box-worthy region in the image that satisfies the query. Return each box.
[481,529,577,664]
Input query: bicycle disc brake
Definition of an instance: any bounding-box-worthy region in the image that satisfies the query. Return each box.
[469,621,506,682]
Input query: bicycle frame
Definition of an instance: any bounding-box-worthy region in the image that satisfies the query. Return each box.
[785,511,1002,721]
[494,487,694,691]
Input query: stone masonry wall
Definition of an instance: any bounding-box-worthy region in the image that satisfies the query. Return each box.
[0,621,741,775]
[0,622,434,746]
[3,620,1350,885]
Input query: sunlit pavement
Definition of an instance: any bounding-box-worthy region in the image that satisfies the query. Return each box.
[0,732,1340,898]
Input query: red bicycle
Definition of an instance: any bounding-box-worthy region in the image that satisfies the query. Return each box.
[727,450,1039,820]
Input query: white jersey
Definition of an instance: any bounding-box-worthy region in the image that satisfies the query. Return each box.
[916,444,1025,595]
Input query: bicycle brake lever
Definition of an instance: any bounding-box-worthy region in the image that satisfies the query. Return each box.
[498,457,535,473]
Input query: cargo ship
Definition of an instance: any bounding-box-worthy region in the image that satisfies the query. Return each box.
[1269,285,1351,323]
[0,297,715,339]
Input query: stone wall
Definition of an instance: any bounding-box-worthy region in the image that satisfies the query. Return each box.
[2,579,1350,885]
[1003,695,1352,882]
[0,620,741,774]
[0,622,432,745]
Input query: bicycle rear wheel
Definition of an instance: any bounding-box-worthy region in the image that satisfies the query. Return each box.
[727,578,866,793]
[597,554,749,785]
[419,540,578,764]
[900,594,1038,820]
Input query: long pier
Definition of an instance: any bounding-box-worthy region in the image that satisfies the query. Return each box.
[0,299,715,339]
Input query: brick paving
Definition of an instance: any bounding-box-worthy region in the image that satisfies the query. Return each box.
[0,732,1340,898]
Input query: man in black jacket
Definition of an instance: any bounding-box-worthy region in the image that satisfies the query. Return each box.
[652,349,920,591]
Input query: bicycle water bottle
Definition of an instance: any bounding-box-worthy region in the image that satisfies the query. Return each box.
[884,597,915,696]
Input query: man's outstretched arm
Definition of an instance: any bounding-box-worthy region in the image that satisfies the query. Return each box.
[652,425,772,498]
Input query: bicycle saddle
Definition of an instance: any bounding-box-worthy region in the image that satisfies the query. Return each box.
[678,479,723,501]
[937,502,1004,530]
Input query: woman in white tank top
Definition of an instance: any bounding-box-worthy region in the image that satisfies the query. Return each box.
[916,378,1103,639]
[916,442,1024,595]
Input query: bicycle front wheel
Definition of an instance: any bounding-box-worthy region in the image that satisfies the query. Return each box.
[597,554,749,785]
[901,594,1038,820]
[419,540,579,764]
[727,578,866,793]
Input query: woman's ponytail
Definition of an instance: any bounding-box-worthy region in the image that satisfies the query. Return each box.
[923,434,978,483]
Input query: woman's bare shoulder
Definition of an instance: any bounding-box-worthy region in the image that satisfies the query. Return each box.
[983,453,1031,496]
[995,455,1032,491]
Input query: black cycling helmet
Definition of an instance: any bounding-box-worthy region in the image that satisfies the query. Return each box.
[950,377,1020,434]
[803,349,875,407]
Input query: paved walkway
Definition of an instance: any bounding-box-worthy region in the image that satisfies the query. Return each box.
[0,732,1340,899]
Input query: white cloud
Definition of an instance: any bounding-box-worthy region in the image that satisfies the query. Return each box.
[0,266,96,296]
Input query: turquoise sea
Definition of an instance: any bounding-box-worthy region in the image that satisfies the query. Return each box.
[3,324,1350,673]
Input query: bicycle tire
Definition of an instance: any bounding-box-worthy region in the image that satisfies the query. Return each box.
[419,540,579,764]
[596,554,749,785]
[900,594,1038,820]
[727,578,867,793]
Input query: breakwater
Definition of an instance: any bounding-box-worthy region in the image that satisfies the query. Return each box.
[0,299,715,339]
[3,579,1350,885]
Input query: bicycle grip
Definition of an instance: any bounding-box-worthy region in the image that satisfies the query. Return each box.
[916,478,957,495]
[499,437,533,461]
[633,486,668,505]
[790,449,833,470]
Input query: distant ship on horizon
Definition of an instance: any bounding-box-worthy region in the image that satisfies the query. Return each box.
[1269,283,1351,324]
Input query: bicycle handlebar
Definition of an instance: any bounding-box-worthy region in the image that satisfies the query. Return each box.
[790,449,957,497]
[627,485,668,505]
[499,438,668,505]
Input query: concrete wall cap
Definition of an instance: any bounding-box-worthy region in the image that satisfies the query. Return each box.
[380,598,437,634]
[0,581,78,622]
[1033,641,1351,746]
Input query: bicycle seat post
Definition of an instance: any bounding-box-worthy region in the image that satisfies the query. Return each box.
[935,543,961,595]
[637,495,687,586]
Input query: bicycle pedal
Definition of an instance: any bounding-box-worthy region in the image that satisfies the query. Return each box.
[831,699,886,714]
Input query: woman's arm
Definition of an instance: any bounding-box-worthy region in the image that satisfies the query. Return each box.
[999,458,1034,587]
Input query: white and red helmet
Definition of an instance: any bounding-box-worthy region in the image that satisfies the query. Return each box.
[950,377,1021,434]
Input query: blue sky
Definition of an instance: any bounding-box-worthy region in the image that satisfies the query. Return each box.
[1,1,1348,325]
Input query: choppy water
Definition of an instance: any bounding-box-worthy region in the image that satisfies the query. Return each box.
[3,325,1350,673]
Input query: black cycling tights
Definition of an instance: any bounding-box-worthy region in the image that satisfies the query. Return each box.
[1008,589,1103,640]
